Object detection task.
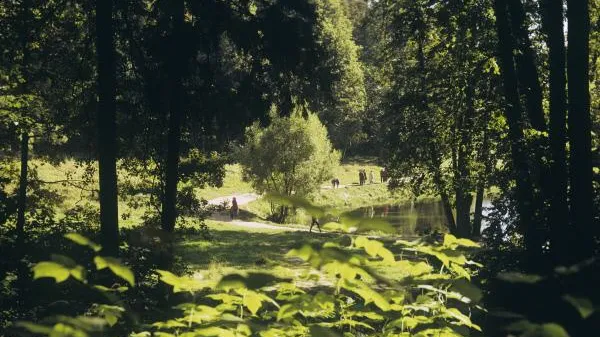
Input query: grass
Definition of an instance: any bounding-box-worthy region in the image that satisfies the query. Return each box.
[7,156,428,285]
[242,159,410,225]
[195,164,254,200]
[176,220,333,287]
[176,219,416,287]
[10,160,252,228]
[7,157,420,230]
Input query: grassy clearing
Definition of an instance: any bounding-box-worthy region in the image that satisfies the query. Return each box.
[30,159,148,227]
[10,158,412,229]
[194,164,253,200]
[176,220,414,287]
[176,220,332,287]
[13,160,252,228]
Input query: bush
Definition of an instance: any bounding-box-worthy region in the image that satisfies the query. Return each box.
[239,105,340,222]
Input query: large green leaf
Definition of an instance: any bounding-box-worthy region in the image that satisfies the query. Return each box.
[242,289,264,315]
[562,295,594,319]
[94,256,135,286]
[32,261,70,283]
[16,322,53,334]
[156,270,198,293]
[264,193,326,217]
[64,233,102,252]
[497,272,543,284]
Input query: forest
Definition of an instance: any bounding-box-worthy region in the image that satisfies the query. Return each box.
[0,0,599,336]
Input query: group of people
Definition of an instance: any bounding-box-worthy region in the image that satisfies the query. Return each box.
[358,169,374,185]
[331,178,340,188]
[380,168,388,183]
[358,168,389,185]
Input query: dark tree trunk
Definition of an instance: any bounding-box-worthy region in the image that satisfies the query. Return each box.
[454,80,476,239]
[566,0,595,259]
[472,182,485,237]
[540,0,571,265]
[431,155,457,234]
[16,133,29,245]
[493,0,541,270]
[455,192,473,238]
[96,0,119,256]
[161,0,185,233]
[414,14,459,236]
[507,0,546,132]
[473,120,491,238]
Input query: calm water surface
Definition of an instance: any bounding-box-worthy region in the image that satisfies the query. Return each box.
[352,199,492,235]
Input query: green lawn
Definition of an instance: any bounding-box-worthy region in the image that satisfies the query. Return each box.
[194,164,254,200]
[176,220,332,287]
[19,158,411,229]
[176,220,416,287]
[16,158,428,285]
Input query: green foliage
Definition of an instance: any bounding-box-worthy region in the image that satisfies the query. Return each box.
[313,0,368,151]
[239,106,340,222]
[19,233,133,336]
[16,198,486,337]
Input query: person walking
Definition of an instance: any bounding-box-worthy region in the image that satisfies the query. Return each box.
[310,216,321,233]
[230,197,239,220]
[369,170,374,184]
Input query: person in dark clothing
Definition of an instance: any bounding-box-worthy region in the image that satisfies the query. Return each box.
[230,197,239,219]
[331,178,340,188]
[310,216,321,233]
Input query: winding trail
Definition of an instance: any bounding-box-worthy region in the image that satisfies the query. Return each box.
[207,193,311,232]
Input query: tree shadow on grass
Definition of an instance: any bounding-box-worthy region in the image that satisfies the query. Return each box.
[176,230,334,271]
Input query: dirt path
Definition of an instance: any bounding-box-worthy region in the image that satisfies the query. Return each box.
[207,193,311,232]
[207,193,259,207]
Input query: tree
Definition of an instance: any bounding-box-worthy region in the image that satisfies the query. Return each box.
[567,0,595,259]
[239,106,340,222]
[96,0,119,255]
[540,0,570,264]
[312,0,367,154]
[492,0,541,268]
[160,0,185,233]
[374,0,501,239]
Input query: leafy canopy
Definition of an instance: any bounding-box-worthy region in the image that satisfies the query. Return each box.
[239,105,340,200]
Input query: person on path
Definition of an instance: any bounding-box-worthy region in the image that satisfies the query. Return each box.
[230,197,239,220]
[331,178,340,188]
[310,216,322,233]
[369,170,374,184]
[380,168,386,183]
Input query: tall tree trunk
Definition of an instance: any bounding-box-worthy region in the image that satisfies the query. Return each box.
[413,12,458,235]
[540,0,571,265]
[566,0,595,259]
[473,120,491,238]
[507,0,546,132]
[493,0,541,270]
[161,0,185,232]
[431,149,457,234]
[96,0,119,256]
[16,133,29,245]
[455,192,473,238]
[454,80,476,239]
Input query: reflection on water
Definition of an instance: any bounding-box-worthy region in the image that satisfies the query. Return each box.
[353,199,492,235]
